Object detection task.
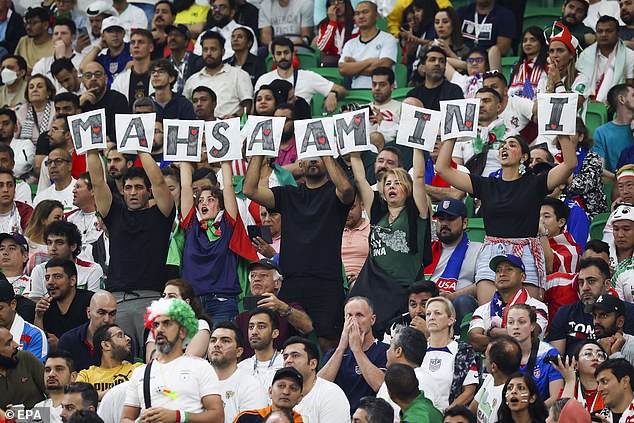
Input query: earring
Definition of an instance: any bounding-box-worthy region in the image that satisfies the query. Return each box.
[518,162,526,176]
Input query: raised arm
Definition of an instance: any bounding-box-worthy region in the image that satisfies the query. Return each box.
[547,134,578,192]
[220,161,238,220]
[435,139,474,194]
[323,156,355,205]
[412,149,429,219]
[180,162,194,216]
[350,152,375,221]
[242,156,276,209]
[139,151,174,217]
[86,150,112,217]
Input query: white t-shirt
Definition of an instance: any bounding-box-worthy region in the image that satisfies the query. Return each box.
[194,22,258,59]
[294,377,351,423]
[66,209,103,247]
[98,381,128,423]
[339,31,397,89]
[182,65,253,117]
[215,366,268,423]
[258,0,313,42]
[125,356,221,412]
[32,398,62,423]
[584,0,624,29]
[29,258,104,298]
[419,340,479,411]
[474,374,504,423]
[10,138,35,178]
[429,240,482,292]
[119,4,149,36]
[236,351,285,391]
[32,54,84,92]
[15,180,31,205]
[500,96,533,134]
[0,203,25,234]
[255,69,334,103]
[368,99,401,143]
[33,178,77,212]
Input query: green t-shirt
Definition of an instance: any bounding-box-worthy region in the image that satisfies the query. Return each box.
[400,392,443,423]
[369,206,427,286]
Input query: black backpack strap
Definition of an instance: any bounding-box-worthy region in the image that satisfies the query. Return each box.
[525,340,540,378]
[143,360,153,409]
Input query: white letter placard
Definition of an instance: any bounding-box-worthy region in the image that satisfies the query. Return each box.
[440,99,480,141]
[294,117,338,160]
[537,93,578,135]
[68,109,107,155]
[115,113,155,153]
[395,103,442,151]
[244,116,285,157]
[163,119,204,162]
[333,108,372,155]
[205,118,243,163]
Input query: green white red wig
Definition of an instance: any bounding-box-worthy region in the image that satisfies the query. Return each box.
[144,298,198,341]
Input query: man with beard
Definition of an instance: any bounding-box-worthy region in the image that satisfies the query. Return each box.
[105,148,135,196]
[588,294,634,366]
[81,17,132,87]
[183,31,252,118]
[151,1,177,59]
[165,25,204,95]
[75,324,142,399]
[51,59,84,96]
[243,152,354,353]
[112,29,156,107]
[150,59,196,120]
[406,47,464,111]
[0,327,46,413]
[209,321,268,423]
[192,86,216,121]
[548,258,634,358]
[206,0,258,44]
[424,199,480,323]
[272,104,301,179]
[621,0,634,44]
[59,382,98,423]
[555,0,596,49]
[33,350,78,423]
[14,7,54,70]
[121,298,224,423]
[79,62,131,144]
[368,67,400,149]
[338,2,396,90]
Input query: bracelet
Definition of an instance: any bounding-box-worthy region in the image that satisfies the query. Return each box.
[175,411,181,422]
[176,410,188,423]
[184,411,189,423]
[538,232,549,238]
[329,90,339,100]
[485,327,493,337]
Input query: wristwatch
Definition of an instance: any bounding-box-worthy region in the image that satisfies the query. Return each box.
[281,305,293,318]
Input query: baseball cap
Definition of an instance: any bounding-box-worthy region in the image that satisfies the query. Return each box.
[0,232,29,253]
[272,367,303,390]
[433,199,467,218]
[101,16,125,32]
[248,258,281,273]
[86,1,117,17]
[612,204,634,223]
[0,278,15,303]
[489,254,526,273]
[585,294,625,316]
[165,24,191,40]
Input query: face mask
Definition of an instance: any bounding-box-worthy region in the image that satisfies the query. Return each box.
[1,69,17,86]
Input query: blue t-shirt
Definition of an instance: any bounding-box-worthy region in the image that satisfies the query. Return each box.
[592,121,634,173]
[519,342,562,401]
[457,3,516,50]
[322,340,389,413]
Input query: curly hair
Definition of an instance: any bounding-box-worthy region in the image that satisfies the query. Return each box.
[144,298,199,341]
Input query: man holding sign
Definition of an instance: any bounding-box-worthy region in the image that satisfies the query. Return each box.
[86,148,175,357]
[243,154,354,351]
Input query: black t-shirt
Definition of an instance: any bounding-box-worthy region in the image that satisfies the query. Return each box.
[271,180,352,282]
[128,70,150,108]
[103,195,176,292]
[406,79,464,110]
[43,290,93,338]
[470,172,549,238]
[84,90,131,144]
[35,132,50,156]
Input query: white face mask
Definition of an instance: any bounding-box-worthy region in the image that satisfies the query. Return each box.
[1,68,17,86]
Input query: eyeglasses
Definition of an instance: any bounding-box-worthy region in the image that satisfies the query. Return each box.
[150,69,168,76]
[210,4,227,10]
[45,158,70,167]
[580,351,608,361]
[466,57,485,64]
[24,19,42,26]
[81,71,104,80]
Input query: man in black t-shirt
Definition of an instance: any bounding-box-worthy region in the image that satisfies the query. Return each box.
[406,47,463,111]
[243,154,355,352]
[86,147,175,358]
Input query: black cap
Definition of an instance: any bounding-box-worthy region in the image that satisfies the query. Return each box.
[585,294,625,316]
[247,258,281,273]
[272,367,303,390]
[0,278,15,303]
[165,24,191,40]
[0,232,29,253]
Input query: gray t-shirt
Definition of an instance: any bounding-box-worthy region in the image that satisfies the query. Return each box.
[258,0,313,40]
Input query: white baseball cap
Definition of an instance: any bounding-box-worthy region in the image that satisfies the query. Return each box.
[101,16,125,32]
[86,1,117,17]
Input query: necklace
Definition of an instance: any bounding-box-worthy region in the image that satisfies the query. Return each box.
[156,359,178,400]
[253,349,278,374]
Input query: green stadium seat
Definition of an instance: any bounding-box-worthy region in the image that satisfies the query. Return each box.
[523,7,560,31]
[586,101,608,136]
[465,195,475,218]
[311,93,326,118]
[392,87,411,102]
[311,90,374,117]
[589,212,611,240]
[306,67,344,86]
[604,183,614,209]
[501,56,518,82]
[460,313,473,343]
[465,218,486,242]
[265,50,320,71]
[395,63,408,88]
[377,17,387,32]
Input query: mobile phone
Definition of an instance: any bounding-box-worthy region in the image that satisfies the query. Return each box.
[543,355,559,365]
[247,225,273,244]
[243,295,267,310]
[77,27,89,38]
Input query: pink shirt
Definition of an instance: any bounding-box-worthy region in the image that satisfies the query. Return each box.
[342,218,370,275]
[275,139,298,167]
[257,235,281,260]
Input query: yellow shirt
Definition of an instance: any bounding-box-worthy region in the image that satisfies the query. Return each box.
[174,4,210,24]
[75,362,143,395]
[387,0,452,37]
[14,36,54,70]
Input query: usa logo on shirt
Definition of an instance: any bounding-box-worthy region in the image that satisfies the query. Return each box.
[429,358,441,372]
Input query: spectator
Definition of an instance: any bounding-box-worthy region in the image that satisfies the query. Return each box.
[165,24,203,95]
[406,46,464,110]
[469,335,522,422]
[262,411,293,423]
[342,195,370,288]
[81,17,132,87]
[385,0,451,38]
[191,86,217,121]
[173,0,209,40]
[530,145,554,168]
[254,206,281,259]
[508,27,548,99]
[0,328,46,411]
[258,0,313,47]
[0,0,26,60]
[594,358,634,421]
[0,278,47,361]
[540,197,582,274]
[443,406,477,423]
[0,168,32,233]
[254,85,277,116]
[59,382,98,423]
[149,59,195,119]
[584,0,623,30]
[66,173,103,250]
[183,31,253,118]
[0,113,31,183]
[224,27,266,86]
[352,397,394,423]
[621,0,634,45]
[33,148,76,211]
[32,19,84,90]
[318,296,389,412]
[23,199,64,260]
[15,7,54,70]
[548,258,634,358]
[443,47,488,99]
[383,280,438,342]
[398,0,439,68]
[33,350,78,423]
[368,67,401,148]
[545,24,584,103]
[112,29,155,106]
[496,372,549,422]
[68,410,105,423]
[0,146,30,206]
[15,74,56,145]
[338,1,396,90]
[611,204,634,269]
[209,321,268,423]
[385,363,443,421]
[0,233,31,295]
[51,58,84,96]
[283,336,351,422]
[84,1,117,50]
[578,17,634,105]
[150,0,176,59]
[111,0,148,37]
[0,55,28,108]
[468,255,548,353]
[556,0,596,49]
[586,294,634,366]
[315,0,356,67]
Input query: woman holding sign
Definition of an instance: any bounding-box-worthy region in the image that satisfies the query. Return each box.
[436,133,579,303]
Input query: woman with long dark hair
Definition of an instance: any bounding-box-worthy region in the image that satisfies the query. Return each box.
[399,0,438,64]
[509,27,549,98]
[497,372,549,423]
[315,0,356,66]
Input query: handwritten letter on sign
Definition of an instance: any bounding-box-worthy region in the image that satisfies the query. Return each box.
[294,117,338,160]
[440,99,480,141]
[68,109,107,155]
[396,103,442,152]
[333,108,372,155]
[205,118,242,163]
[163,119,205,162]
[537,93,578,135]
[244,116,285,157]
[115,113,155,153]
